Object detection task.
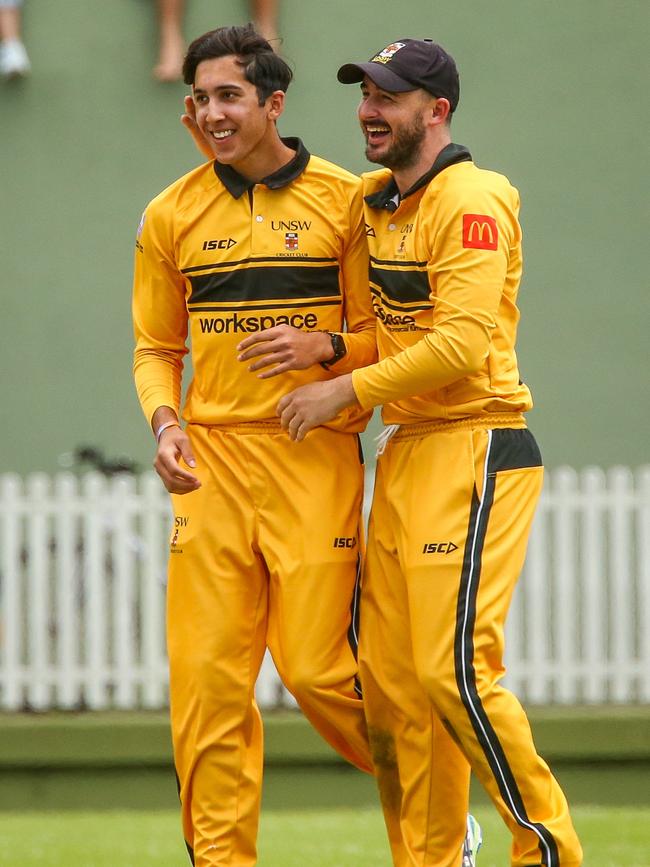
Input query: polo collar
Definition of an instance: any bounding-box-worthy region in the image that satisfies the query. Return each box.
[213,137,311,198]
[365,143,472,212]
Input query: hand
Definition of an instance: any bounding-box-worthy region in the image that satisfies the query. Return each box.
[181,94,216,161]
[237,326,333,379]
[276,375,358,441]
[153,426,201,494]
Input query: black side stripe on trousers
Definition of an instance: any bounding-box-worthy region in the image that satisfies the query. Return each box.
[175,769,195,865]
[454,429,559,867]
[347,552,363,698]
[347,432,364,698]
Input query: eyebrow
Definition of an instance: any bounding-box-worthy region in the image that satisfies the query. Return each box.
[193,82,245,94]
[360,82,396,97]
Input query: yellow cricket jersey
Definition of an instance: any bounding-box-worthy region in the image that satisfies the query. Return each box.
[352,144,534,424]
[133,138,376,432]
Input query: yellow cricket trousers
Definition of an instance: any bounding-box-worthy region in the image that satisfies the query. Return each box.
[166,422,373,867]
[360,420,583,867]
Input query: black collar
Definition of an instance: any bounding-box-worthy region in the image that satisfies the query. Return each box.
[364,143,472,212]
[213,137,311,199]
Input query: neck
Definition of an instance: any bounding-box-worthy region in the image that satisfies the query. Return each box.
[392,130,451,195]
[232,132,296,183]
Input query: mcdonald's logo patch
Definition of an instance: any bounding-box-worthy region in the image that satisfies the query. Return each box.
[462,214,498,250]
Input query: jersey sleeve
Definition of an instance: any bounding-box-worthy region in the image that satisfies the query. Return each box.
[328,183,377,374]
[132,204,189,426]
[352,184,519,409]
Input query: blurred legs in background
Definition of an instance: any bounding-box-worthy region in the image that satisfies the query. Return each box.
[0,0,30,79]
[153,0,186,81]
[252,0,279,43]
[153,0,280,82]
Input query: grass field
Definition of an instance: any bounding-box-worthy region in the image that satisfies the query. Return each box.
[0,805,648,866]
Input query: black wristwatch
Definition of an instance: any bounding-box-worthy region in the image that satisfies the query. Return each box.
[320,331,347,369]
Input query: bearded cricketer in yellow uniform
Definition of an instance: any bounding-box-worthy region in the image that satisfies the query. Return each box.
[132,24,382,867]
[276,39,583,867]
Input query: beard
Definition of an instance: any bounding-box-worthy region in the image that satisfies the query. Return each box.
[365,113,426,170]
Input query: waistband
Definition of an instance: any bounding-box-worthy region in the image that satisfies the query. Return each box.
[193,419,284,435]
[392,413,527,442]
[196,419,359,437]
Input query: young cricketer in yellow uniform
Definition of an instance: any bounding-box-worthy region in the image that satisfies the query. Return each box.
[277,39,583,867]
[133,25,377,866]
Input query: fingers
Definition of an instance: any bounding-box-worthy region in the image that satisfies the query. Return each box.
[155,454,201,493]
[281,408,305,442]
[277,393,297,436]
[277,392,310,441]
[276,379,347,440]
[154,430,201,494]
[181,94,198,131]
[255,361,291,379]
[237,326,310,375]
[180,95,215,161]
[178,438,197,469]
[237,329,277,353]
[156,464,201,494]
[183,94,196,119]
[238,343,278,364]
[237,331,290,377]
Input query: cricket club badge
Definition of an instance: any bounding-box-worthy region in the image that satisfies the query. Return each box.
[285,231,299,251]
[372,42,406,64]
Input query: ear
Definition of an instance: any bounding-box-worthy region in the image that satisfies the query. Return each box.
[430,97,451,126]
[267,89,286,121]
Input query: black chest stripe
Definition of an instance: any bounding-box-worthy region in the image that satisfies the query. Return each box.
[188,264,341,303]
[369,265,430,304]
[182,255,336,275]
[370,286,433,314]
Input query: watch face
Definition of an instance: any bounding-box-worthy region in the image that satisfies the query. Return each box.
[331,333,346,361]
[321,332,347,369]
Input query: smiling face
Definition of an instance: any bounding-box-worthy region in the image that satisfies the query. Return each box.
[358,77,435,171]
[193,54,284,175]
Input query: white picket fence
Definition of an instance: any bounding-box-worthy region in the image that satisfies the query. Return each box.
[1,466,649,711]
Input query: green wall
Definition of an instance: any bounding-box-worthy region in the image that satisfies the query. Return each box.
[2,0,647,474]
[1,708,649,810]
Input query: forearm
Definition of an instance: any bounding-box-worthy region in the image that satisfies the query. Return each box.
[133,347,184,426]
[352,320,490,410]
[328,328,377,375]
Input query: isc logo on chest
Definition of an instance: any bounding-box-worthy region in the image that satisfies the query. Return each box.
[202,238,237,250]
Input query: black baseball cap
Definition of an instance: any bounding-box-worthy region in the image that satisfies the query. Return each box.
[337,38,460,111]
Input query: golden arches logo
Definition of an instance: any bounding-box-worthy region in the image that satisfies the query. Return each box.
[468,220,494,245]
[462,214,498,250]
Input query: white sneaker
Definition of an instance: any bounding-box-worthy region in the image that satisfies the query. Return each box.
[0,39,31,79]
[462,814,483,866]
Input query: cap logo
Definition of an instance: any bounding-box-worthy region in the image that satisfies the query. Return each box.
[372,42,406,65]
